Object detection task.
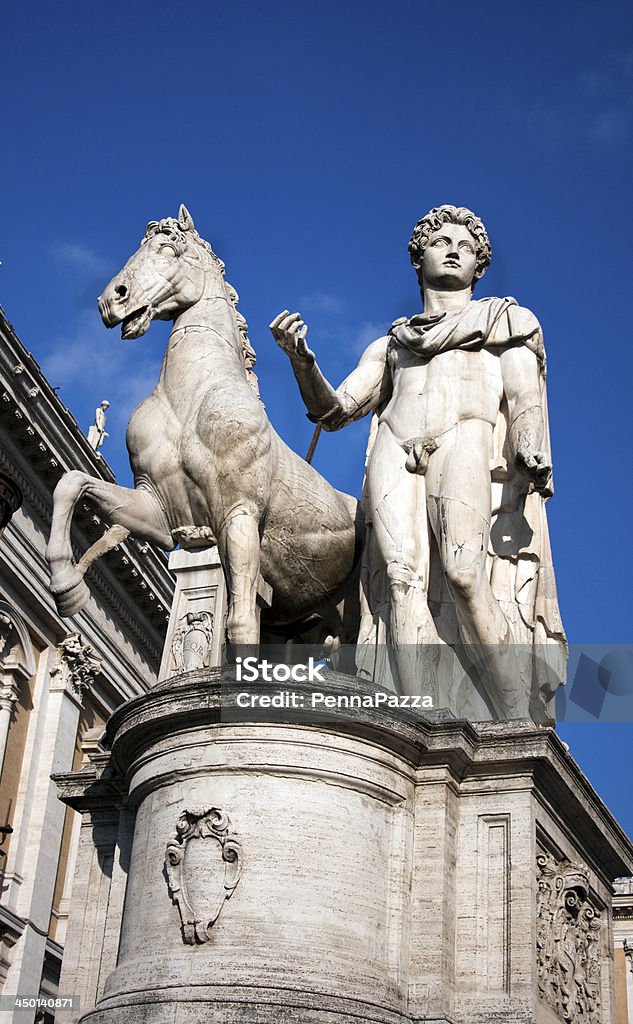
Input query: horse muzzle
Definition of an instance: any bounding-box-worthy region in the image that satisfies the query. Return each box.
[98,279,153,339]
[98,278,127,327]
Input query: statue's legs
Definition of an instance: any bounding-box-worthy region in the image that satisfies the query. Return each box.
[189,389,272,649]
[47,471,172,616]
[217,509,262,648]
[365,426,442,699]
[425,421,528,718]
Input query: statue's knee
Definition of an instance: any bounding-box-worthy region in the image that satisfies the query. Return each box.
[54,470,86,500]
[440,520,486,602]
[386,561,425,598]
[445,561,480,602]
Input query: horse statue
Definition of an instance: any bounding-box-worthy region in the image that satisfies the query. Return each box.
[46,206,361,646]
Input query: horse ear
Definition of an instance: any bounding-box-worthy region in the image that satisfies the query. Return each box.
[178,205,195,232]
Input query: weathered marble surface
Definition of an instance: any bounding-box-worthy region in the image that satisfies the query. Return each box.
[54,671,633,1024]
[46,203,567,724]
[158,547,272,680]
[46,207,361,649]
[273,205,566,722]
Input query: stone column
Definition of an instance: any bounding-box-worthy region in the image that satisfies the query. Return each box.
[55,670,633,1024]
[53,749,131,1024]
[625,940,633,1023]
[407,763,458,1019]
[0,670,20,778]
[0,607,34,778]
[0,637,98,1020]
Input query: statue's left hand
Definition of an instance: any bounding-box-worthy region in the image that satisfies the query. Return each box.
[515,449,552,491]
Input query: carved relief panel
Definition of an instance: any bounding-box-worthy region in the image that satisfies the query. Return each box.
[165,806,242,944]
[536,852,602,1022]
[50,632,101,698]
[158,548,228,681]
[170,611,214,673]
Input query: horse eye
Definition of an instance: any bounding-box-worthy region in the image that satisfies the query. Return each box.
[159,243,179,257]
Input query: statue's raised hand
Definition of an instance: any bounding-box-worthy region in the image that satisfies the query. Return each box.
[270,311,315,364]
[515,448,552,491]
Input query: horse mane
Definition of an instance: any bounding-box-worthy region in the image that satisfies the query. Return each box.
[142,217,259,394]
[142,218,225,273]
[225,282,260,397]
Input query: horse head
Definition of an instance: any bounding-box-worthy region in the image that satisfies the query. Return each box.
[98,205,225,339]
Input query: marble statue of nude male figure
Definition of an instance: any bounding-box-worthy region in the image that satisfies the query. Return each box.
[271,205,563,720]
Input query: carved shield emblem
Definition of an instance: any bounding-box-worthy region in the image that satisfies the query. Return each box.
[170,611,214,673]
[165,806,242,944]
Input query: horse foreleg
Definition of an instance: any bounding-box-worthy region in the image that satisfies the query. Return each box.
[218,510,261,649]
[47,470,172,617]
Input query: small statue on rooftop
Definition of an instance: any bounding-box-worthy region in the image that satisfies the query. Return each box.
[87,400,110,450]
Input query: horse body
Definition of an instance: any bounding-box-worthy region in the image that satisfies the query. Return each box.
[46,207,360,642]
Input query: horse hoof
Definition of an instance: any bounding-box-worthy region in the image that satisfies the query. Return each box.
[51,575,91,617]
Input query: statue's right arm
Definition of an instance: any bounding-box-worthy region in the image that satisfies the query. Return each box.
[270,310,391,431]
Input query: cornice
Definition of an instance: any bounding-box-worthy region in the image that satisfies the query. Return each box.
[0,343,174,656]
[0,308,172,598]
[0,306,116,482]
[0,515,163,679]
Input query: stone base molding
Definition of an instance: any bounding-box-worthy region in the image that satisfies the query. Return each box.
[54,671,633,1024]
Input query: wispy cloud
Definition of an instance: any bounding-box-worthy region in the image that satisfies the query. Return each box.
[353,320,388,353]
[50,243,111,278]
[579,51,633,143]
[43,240,163,451]
[48,240,117,312]
[528,47,633,147]
[42,308,163,442]
[298,290,344,315]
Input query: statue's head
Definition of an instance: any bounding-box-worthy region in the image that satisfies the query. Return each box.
[98,205,225,339]
[408,205,491,291]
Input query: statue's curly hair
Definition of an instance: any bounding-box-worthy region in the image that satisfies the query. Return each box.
[408,205,491,286]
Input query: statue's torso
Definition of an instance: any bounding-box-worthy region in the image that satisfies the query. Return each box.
[379,341,504,443]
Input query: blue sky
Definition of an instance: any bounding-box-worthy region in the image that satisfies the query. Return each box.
[1,2,632,837]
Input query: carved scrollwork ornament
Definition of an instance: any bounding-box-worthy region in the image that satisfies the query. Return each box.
[51,632,102,697]
[165,806,242,944]
[536,852,602,1022]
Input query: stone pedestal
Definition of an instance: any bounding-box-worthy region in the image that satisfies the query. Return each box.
[158,548,272,680]
[55,671,633,1024]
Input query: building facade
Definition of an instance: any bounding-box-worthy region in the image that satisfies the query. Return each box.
[0,305,174,1016]
[614,877,633,1024]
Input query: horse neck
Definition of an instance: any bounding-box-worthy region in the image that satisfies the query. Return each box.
[171,265,242,361]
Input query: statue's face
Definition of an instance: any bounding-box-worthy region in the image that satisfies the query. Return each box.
[421,223,478,290]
